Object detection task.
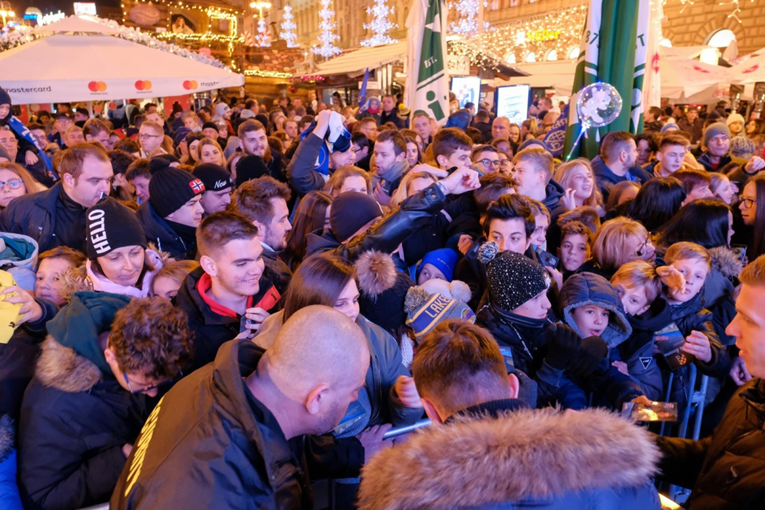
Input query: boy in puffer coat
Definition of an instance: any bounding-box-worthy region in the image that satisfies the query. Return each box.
[556,272,647,409]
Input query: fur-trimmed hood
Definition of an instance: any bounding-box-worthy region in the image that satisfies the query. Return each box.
[35,335,102,393]
[358,407,660,510]
[709,246,742,279]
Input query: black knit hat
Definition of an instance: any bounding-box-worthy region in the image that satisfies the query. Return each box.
[86,197,147,259]
[193,163,234,192]
[356,251,414,336]
[202,121,219,132]
[149,166,205,218]
[330,192,382,242]
[480,243,551,312]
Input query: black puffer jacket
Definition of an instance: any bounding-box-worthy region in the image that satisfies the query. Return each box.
[0,183,62,253]
[305,182,448,262]
[656,378,765,508]
[135,201,193,261]
[18,336,147,510]
[111,340,313,509]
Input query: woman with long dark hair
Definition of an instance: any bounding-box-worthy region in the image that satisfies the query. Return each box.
[656,199,733,253]
[253,252,421,500]
[626,176,686,233]
[281,190,332,271]
[740,174,765,261]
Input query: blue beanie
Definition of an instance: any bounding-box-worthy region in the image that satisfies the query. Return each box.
[417,248,459,282]
[660,123,680,134]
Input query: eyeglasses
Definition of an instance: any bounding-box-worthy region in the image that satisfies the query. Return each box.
[0,179,24,190]
[123,369,183,395]
[741,197,756,209]
[480,159,501,167]
[0,138,15,145]
[636,237,653,257]
[139,133,162,140]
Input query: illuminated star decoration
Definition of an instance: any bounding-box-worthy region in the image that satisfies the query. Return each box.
[312,0,342,58]
[280,5,299,48]
[449,0,490,37]
[361,0,398,47]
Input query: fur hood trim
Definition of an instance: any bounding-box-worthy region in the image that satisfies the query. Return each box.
[358,407,659,510]
[709,246,742,279]
[0,415,13,461]
[356,251,397,297]
[35,336,101,393]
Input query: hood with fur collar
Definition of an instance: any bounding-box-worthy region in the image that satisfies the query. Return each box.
[35,336,103,393]
[709,246,742,279]
[358,407,659,510]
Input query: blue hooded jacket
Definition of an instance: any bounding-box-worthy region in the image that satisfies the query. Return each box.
[559,272,632,349]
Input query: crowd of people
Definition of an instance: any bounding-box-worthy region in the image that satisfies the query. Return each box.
[0,83,763,509]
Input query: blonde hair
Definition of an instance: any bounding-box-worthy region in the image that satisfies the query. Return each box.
[513,147,553,182]
[325,165,371,196]
[554,158,604,209]
[197,138,225,166]
[610,260,662,303]
[664,241,711,269]
[0,162,44,195]
[591,217,649,274]
[390,170,438,208]
[151,260,199,295]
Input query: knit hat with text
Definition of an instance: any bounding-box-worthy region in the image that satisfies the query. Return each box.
[86,197,146,260]
[149,165,205,218]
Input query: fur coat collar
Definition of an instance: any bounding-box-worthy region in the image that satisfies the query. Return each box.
[35,336,102,393]
[358,407,659,510]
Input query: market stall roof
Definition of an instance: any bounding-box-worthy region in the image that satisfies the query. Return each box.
[309,41,529,78]
[0,32,244,104]
[313,42,409,78]
[35,14,119,35]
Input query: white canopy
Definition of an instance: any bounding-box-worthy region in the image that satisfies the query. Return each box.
[0,30,243,104]
[314,42,408,78]
[500,52,728,102]
[35,15,119,35]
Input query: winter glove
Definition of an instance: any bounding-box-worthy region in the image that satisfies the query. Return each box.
[544,324,581,371]
[567,336,608,378]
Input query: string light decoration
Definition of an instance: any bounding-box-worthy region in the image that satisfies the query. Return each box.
[280,5,299,48]
[471,5,586,65]
[312,0,342,58]
[244,68,292,78]
[718,0,752,23]
[122,0,243,26]
[449,0,489,37]
[361,0,398,47]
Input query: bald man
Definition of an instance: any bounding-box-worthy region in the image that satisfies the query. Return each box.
[492,116,510,141]
[111,306,370,509]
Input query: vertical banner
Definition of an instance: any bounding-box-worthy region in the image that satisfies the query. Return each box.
[564,0,646,159]
[406,0,450,124]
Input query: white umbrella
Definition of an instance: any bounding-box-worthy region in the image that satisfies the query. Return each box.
[0,33,244,104]
[35,14,120,35]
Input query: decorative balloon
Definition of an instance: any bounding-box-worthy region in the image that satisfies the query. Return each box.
[566,82,623,160]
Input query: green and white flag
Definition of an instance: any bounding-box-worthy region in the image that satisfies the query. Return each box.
[564,0,649,159]
[406,0,449,124]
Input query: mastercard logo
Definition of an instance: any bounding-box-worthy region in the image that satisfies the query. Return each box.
[135,80,153,91]
[183,80,199,90]
[88,81,107,92]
